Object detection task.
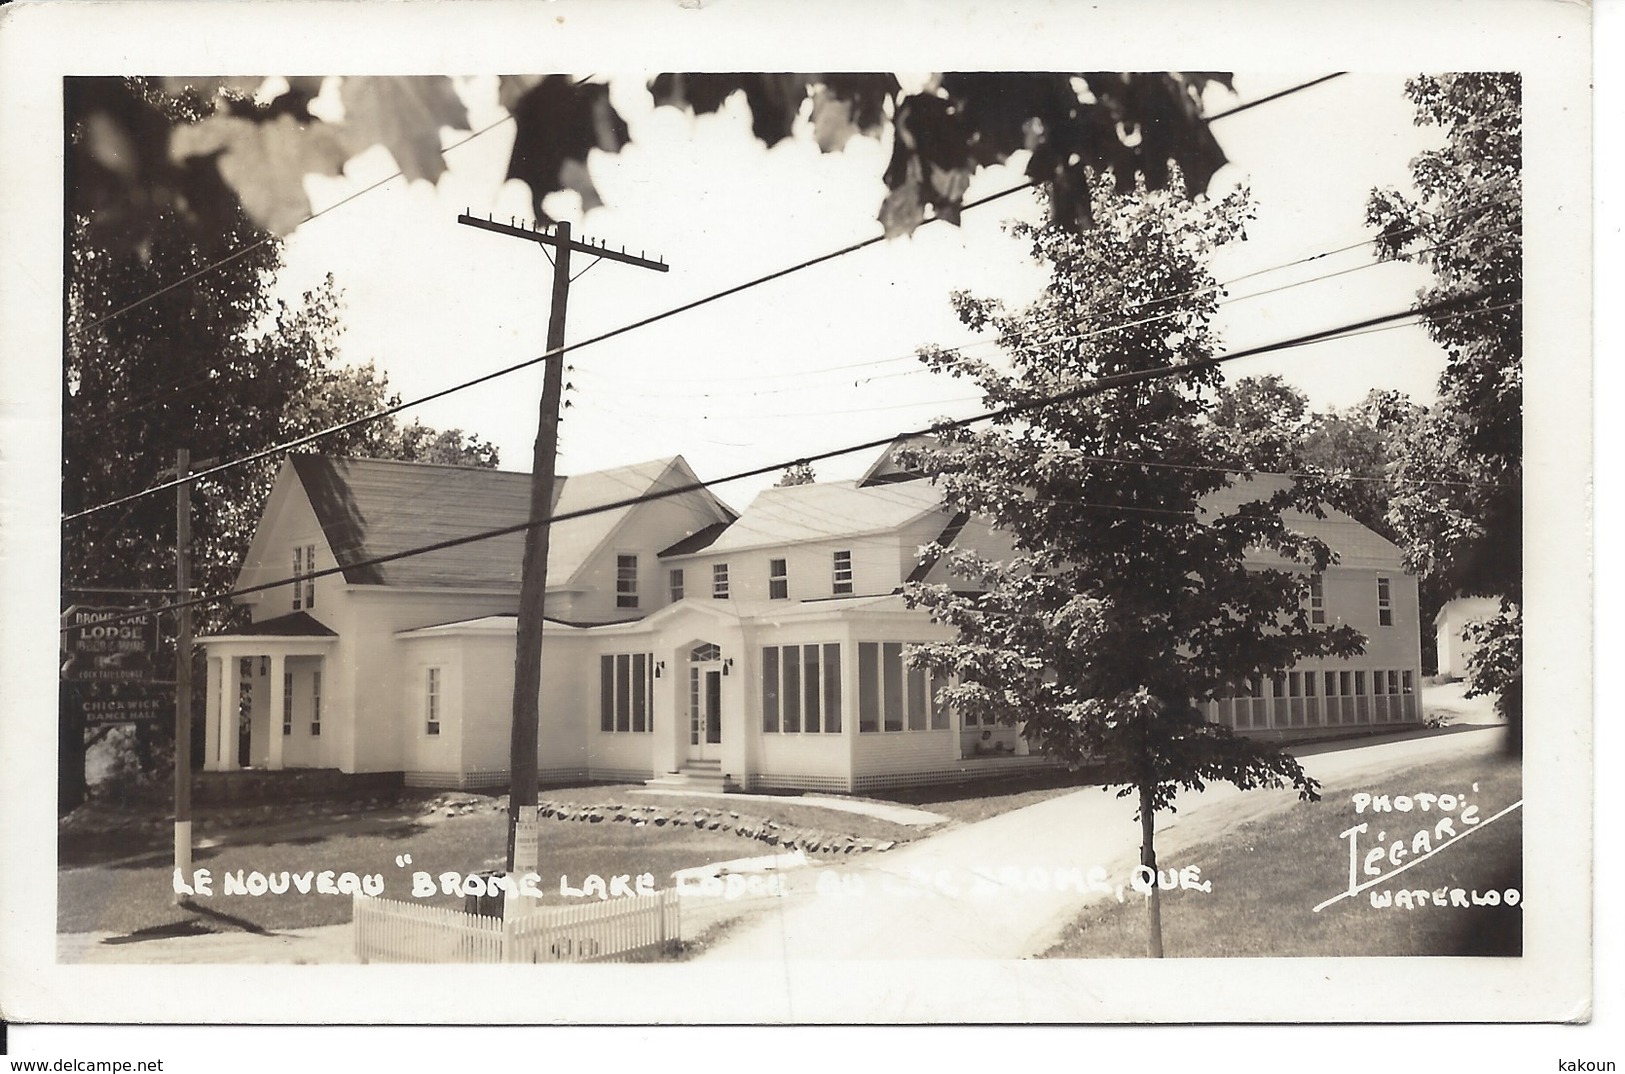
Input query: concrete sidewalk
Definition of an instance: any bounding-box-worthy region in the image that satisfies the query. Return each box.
[693,726,1505,962]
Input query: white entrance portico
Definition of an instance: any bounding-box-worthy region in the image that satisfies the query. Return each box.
[197,612,337,771]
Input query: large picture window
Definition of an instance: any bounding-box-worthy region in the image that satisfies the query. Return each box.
[858,642,949,732]
[761,643,841,733]
[599,652,654,733]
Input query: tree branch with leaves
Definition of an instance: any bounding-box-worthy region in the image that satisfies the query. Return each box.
[901,177,1364,955]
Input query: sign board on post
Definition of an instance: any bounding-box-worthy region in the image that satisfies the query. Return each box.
[77,685,171,724]
[60,606,158,683]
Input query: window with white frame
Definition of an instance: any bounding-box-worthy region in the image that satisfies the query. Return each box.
[425,668,440,736]
[768,558,788,600]
[310,671,322,736]
[712,563,730,599]
[761,643,841,733]
[616,554,639,609]
[282,672,294,735]
[669,568,684,602]
[599,653,654,733]
[832,550,853,594]
[1377,576,1393,626]
[1308,574,1326,625]
[856,642,950,732]
[293,544,316,610]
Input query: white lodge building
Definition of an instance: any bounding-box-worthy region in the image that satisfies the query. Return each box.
[198,446,1423,793]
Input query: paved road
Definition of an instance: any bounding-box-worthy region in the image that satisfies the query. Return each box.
[692,725,1507,962]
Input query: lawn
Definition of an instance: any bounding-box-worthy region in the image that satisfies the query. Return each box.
[876,766,1120,825]
[59,795,769,938]
[535,783,922,843]
[1042,750,1523,958]
[58,779,938,941]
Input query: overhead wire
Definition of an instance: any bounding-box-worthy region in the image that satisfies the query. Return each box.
[62,288,1500,631]
[64,73,1359,504]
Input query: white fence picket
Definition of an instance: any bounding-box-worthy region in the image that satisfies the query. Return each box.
[354,890,680,964]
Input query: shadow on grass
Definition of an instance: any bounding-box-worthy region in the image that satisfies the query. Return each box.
[878,766,1111,807]
[61,816,435,871]
[100,899,277,944]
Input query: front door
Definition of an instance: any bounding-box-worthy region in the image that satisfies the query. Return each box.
[687,666,722,762]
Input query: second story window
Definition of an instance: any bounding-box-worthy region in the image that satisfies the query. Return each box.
[669,568,685,602]
[616,554,639,609]
[832,550,853,595]
[713,563,730,599]
[1377,576,1393,626]
[769,558,788,600]
[292,546,304,610]
[1308,574,1325,625]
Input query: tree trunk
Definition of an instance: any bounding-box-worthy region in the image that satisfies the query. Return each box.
[1139,780,1164,958]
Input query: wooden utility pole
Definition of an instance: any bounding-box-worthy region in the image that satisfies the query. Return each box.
[456,213,667,873]
[173,448,194,899]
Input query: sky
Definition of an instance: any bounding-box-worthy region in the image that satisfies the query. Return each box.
[269,72,1446,512]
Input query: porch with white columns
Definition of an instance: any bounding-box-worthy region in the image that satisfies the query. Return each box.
[197,634,336,772]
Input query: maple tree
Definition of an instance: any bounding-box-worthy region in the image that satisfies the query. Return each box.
[901,178,1363,956]
[1366,73,1521,746]
[70,72,1232,257]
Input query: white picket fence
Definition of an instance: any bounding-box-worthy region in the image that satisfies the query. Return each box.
[353,889,681,964]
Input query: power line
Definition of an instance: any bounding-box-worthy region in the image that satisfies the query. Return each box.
[577,214,1522,405]
[62,178,1045,523]
[69,112,520,342]
[69,187,1518,528]
[1203,73,1347,121]
[67,73,1355,436]
[71,72,1342,347]
[62,289,1493,632]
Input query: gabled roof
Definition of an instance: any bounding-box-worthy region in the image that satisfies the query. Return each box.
[684,479,948,556]
[658,520,732,558]
[856,434,942,487]
[286,454,729,590]
[1199,472,1405,569]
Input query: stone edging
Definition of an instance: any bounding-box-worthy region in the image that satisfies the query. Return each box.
[536,799,900,856]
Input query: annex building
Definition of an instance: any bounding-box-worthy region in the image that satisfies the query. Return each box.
[197,444,1423,793]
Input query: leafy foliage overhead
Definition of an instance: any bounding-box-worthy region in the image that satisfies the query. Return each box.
[71,72,1232,256]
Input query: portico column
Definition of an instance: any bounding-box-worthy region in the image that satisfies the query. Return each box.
[218,655,239,769]
[203,655,222,772]
[267,653,286,771]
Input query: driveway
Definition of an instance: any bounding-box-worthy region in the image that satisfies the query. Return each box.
[691,725,1507,962]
